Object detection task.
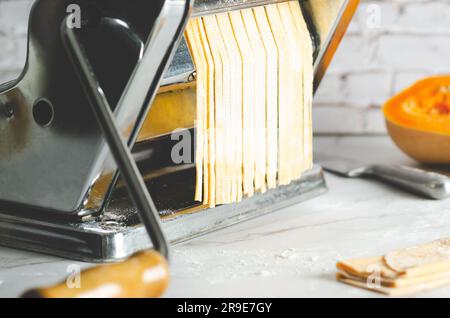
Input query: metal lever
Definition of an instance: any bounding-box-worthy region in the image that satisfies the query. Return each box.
[61,17,170,259]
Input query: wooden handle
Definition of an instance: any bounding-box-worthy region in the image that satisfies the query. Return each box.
[21,250,169,298]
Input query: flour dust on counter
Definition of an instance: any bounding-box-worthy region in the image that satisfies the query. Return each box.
[185,1,314,207]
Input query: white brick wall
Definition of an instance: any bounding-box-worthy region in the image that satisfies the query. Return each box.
[0,0,448,134]
[315,0,450,134]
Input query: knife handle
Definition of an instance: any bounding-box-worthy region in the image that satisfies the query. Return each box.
[21,250,169,298]
[370,165,450,200]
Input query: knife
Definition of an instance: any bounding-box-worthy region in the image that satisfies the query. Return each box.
[316,153,450,200]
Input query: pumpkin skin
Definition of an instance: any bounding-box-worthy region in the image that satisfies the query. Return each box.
[383,76,450,164]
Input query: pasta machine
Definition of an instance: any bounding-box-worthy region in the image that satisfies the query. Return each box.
[0,0,359,262]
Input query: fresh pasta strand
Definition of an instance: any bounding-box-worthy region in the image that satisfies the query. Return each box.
[189,1,314,206]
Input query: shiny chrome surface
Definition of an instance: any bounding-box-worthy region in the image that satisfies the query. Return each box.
[62,17,171,259]
[0,0,192,216]
[0,166,326,262]
[84,0,193,216]
[192,0,288,17]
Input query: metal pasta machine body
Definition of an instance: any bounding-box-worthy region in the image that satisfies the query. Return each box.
[0,0,359,262]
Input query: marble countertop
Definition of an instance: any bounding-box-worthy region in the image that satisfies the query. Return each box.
[1,136,450,298]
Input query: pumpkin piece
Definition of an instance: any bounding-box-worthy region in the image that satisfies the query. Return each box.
[383,76,450,164]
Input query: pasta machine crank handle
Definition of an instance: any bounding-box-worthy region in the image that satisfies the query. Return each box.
[60,17,170,260]
[21,16,173,298]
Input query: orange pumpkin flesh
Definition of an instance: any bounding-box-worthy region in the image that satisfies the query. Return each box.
[383,76,450,164]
